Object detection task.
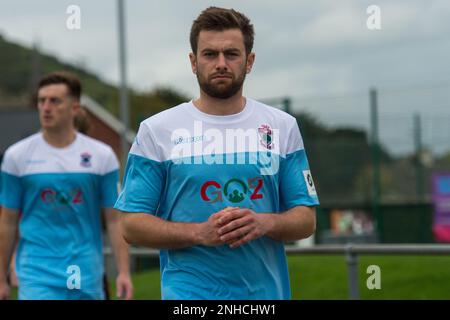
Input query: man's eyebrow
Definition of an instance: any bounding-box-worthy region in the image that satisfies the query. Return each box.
[201,48,218,53]
[224,48,240,53]
[201,47,240,53]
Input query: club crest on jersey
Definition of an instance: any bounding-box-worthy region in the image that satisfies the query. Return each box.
[80,152,92,167]
[258,124,273,150]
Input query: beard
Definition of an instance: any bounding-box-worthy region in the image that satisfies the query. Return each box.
[197,67,247,99]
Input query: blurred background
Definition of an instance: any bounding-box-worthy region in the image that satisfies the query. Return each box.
[1,0,450,299]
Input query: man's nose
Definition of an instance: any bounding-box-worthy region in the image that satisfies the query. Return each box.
[215,53,227,71]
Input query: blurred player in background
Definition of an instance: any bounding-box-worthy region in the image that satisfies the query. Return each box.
[0,169,18,289]
[115,7,318,299]
[0,71,133,300]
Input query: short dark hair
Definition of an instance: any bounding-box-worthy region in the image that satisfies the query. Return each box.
[74,106,91,134]
[37,71,82,101]
[190,7,255,55]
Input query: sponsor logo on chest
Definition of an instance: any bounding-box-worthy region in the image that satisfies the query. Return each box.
[80,152,92,168]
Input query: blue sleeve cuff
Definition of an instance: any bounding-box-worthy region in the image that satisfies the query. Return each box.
[1,171,23,210]
[114,153,165,214]
[101,170,119,208]
[280,149,320,210]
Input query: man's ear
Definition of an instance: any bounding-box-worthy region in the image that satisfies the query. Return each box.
[189,52,197,74]
[72,100,81,115]
[246,52,256,74]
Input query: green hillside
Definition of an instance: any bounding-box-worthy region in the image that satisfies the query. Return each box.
[0,33,188,130]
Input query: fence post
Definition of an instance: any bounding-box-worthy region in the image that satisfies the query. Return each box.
[282,97,292,115]
[370,88,383,242]
[346,244,359,300]
[414,113,425,200]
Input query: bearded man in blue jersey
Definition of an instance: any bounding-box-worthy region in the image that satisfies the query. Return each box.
[115,7,319,299]
[0,72,133,300]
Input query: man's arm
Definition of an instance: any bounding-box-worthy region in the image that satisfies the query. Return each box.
[103,208,133,300]
[120,206,314,250]
[120,207,239,249]
[0,207,19,300]
[265,205,316,241]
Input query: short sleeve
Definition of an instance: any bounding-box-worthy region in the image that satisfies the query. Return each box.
[114,122,165,215]
[279,118,319,210]
[1,149,23,210]
[99,148,120,208]
[0,161,2,207]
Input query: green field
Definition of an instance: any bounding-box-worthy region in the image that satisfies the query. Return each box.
[11,255,450,299]
[109,255,450,300]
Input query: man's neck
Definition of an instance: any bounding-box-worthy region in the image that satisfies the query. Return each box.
[193,91,246,116]
[42,127,77,148]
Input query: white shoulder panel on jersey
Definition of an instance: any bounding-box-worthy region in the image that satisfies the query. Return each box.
[1,133,41,176]
[248,99,305,156]
[2,132,119,176]
[129,103,191,162]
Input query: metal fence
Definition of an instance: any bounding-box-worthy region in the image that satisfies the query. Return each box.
[104,244,450,300]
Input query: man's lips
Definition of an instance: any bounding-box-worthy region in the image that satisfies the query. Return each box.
[211,74,232,80]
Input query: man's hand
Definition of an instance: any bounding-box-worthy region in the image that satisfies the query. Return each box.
[196,207,241,246]
[116,272,133,300]
[216,208,274,248]
[0,280,10,300]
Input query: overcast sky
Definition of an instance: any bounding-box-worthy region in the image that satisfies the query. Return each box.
[1,0,450,155]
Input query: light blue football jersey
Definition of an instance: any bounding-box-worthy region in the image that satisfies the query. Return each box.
[0,166,3,207]
[1,132,119,299]
[115,99,319,299]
